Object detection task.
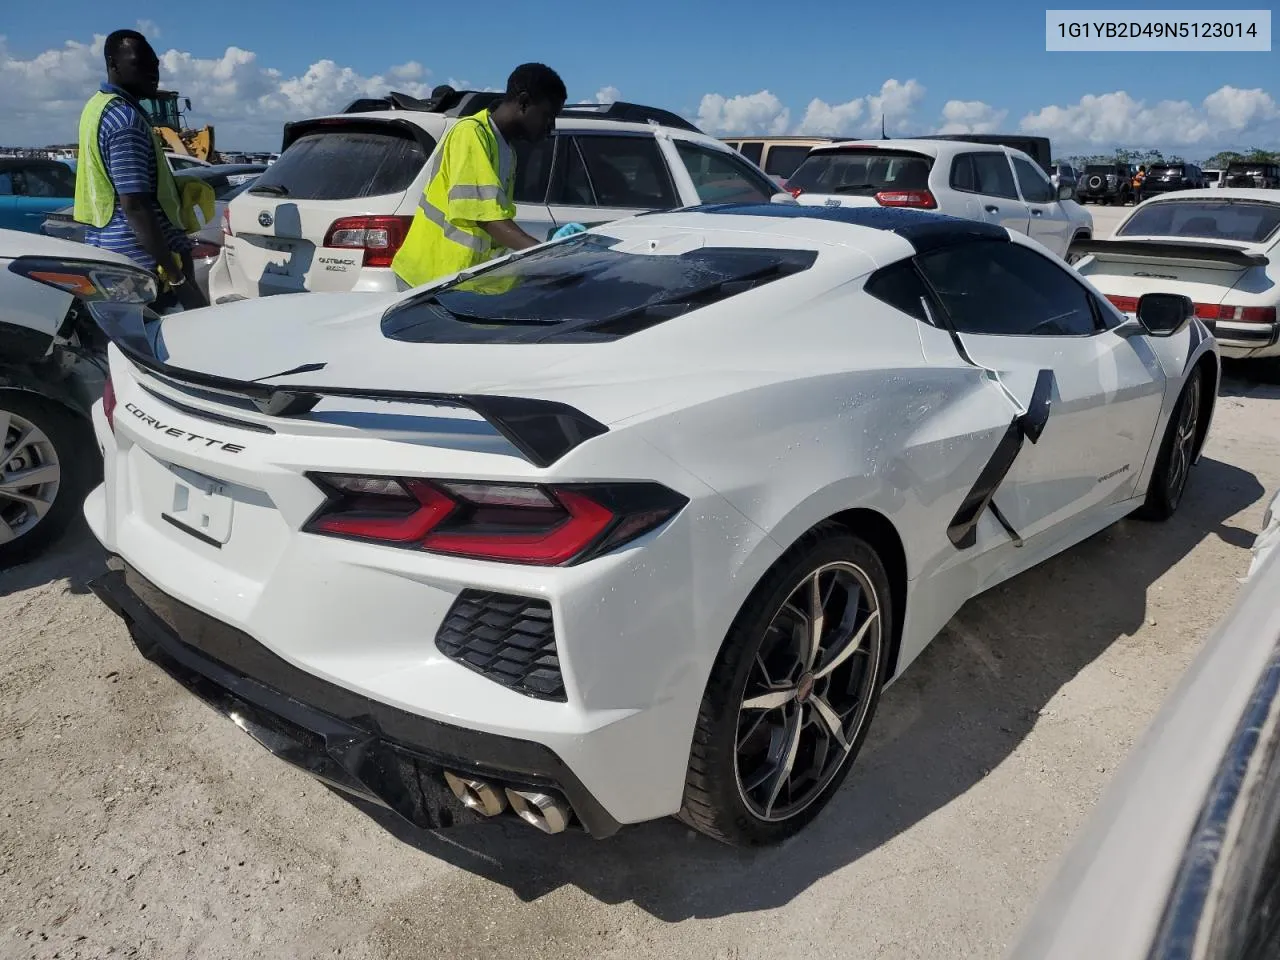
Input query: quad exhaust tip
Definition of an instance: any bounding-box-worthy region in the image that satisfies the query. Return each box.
[442,771,572,833]
[443,771,508,818]
[505,788,571,834]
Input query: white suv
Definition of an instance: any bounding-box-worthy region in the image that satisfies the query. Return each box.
[208,92,786,302]
[786,139,1094,260]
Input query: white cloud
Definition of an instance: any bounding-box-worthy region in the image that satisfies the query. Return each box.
[696,91,790,136]
[136,20,161,39]
[699,79,926,138]
[595,85,620,105]
[798,96,865,137]
[1019,85,1280,149]
[1202,85,1278,131]
[936,99,1009,135]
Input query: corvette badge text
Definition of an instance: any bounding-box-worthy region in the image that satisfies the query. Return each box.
[123,402,246,454]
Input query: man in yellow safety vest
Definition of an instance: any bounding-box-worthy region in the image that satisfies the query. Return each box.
[391,63,568,290]
[73,28,206,310]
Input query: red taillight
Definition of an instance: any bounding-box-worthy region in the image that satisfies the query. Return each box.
[874,189,937,209]
[323,215,414,268]
[302,475,687,566]
[102,375,117,432]
[190,240,220,260]
[1208,303,1277,324]
[1105,295,1276,326]
[785,182,803,198]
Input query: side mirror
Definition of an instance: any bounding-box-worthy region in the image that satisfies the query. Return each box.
[184,98,192,112]
[1058,182,1075,201]
[1137,293,1194,337]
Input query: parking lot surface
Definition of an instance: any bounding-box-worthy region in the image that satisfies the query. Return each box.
[4,203,1279,960]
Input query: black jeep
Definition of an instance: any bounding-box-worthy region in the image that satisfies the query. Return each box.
[1223,161,1280,189]
[1077,163,1135,205]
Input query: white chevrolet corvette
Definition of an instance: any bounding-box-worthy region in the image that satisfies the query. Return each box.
[83,203,1218,847]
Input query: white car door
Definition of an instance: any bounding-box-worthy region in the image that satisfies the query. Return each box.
[1012,154,1074,258]
[948,151,1030,237]
[545,132,682,236]
[916,238,1166,542]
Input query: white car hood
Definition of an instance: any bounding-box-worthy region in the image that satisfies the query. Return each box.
[0,227,139,267]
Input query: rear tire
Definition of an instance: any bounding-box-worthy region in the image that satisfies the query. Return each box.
[1136,368,1203,522]
[678,524,891,846]
[0,392,95,568]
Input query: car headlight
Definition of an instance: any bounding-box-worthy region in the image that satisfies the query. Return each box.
[7,256,158,304]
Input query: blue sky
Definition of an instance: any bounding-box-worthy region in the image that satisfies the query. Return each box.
[1,1,1276,153]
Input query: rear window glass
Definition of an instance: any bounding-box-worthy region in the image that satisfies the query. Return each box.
[1085,165,1120,174]
[787,149,933,196]
[381,233,817,344]
[249,127,430,200]
[207,175,260,201]
[764,145,813,179]
[1117,200,1280,244]
[1149,164,1183,174]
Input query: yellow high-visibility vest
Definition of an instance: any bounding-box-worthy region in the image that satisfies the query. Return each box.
[73,90,184,230]
[391,109,518,288]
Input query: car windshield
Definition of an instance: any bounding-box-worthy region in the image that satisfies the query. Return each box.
[248,126,431,200]
[1117,200,1280,243]
[786,149,933,195]
[381,233,817,344]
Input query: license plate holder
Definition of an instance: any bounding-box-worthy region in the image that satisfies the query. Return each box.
[162,464,234,546]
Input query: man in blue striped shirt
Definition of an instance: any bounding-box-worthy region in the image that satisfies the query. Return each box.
[80,30,205,308]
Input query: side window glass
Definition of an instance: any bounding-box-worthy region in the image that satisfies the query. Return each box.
[916,240,1098,336]
[865,261,931,324]
[971,153,1019,199]
[675,141,775,204]
[513,137,554,203]
[764,145,812,180]
[739,142,764,165]
[571,136,678,209]
[1013,157,1056,203]
[0,172,12,196]
[549,138,596,206]
[950,154,976,192]
[23,165,74,198]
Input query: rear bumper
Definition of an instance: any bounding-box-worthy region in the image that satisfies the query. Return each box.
[89,559,623,838]
[1215,321,1280,359]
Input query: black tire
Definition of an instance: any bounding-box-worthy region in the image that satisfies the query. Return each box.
[679,523,892,846]
[0,391,96,568]
[1135,368,1203,522]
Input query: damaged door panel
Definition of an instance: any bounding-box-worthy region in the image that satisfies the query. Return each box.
[948,368,1054,549]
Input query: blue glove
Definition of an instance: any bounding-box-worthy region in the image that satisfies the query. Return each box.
[551,222,587,240]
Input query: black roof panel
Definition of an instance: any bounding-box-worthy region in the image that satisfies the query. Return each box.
[679,202,1009,252]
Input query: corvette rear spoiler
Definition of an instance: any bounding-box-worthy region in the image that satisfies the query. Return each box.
[86,302,608,468]
[1068,239,1268,268]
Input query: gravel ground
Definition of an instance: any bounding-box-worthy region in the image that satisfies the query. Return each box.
[4,203,1278,960]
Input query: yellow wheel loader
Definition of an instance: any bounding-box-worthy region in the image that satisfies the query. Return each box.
[138,91,217,163]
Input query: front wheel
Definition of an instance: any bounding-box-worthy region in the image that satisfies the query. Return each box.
[0,392,95,567]
[1136,368,1203,521]
[679,525,891,846]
